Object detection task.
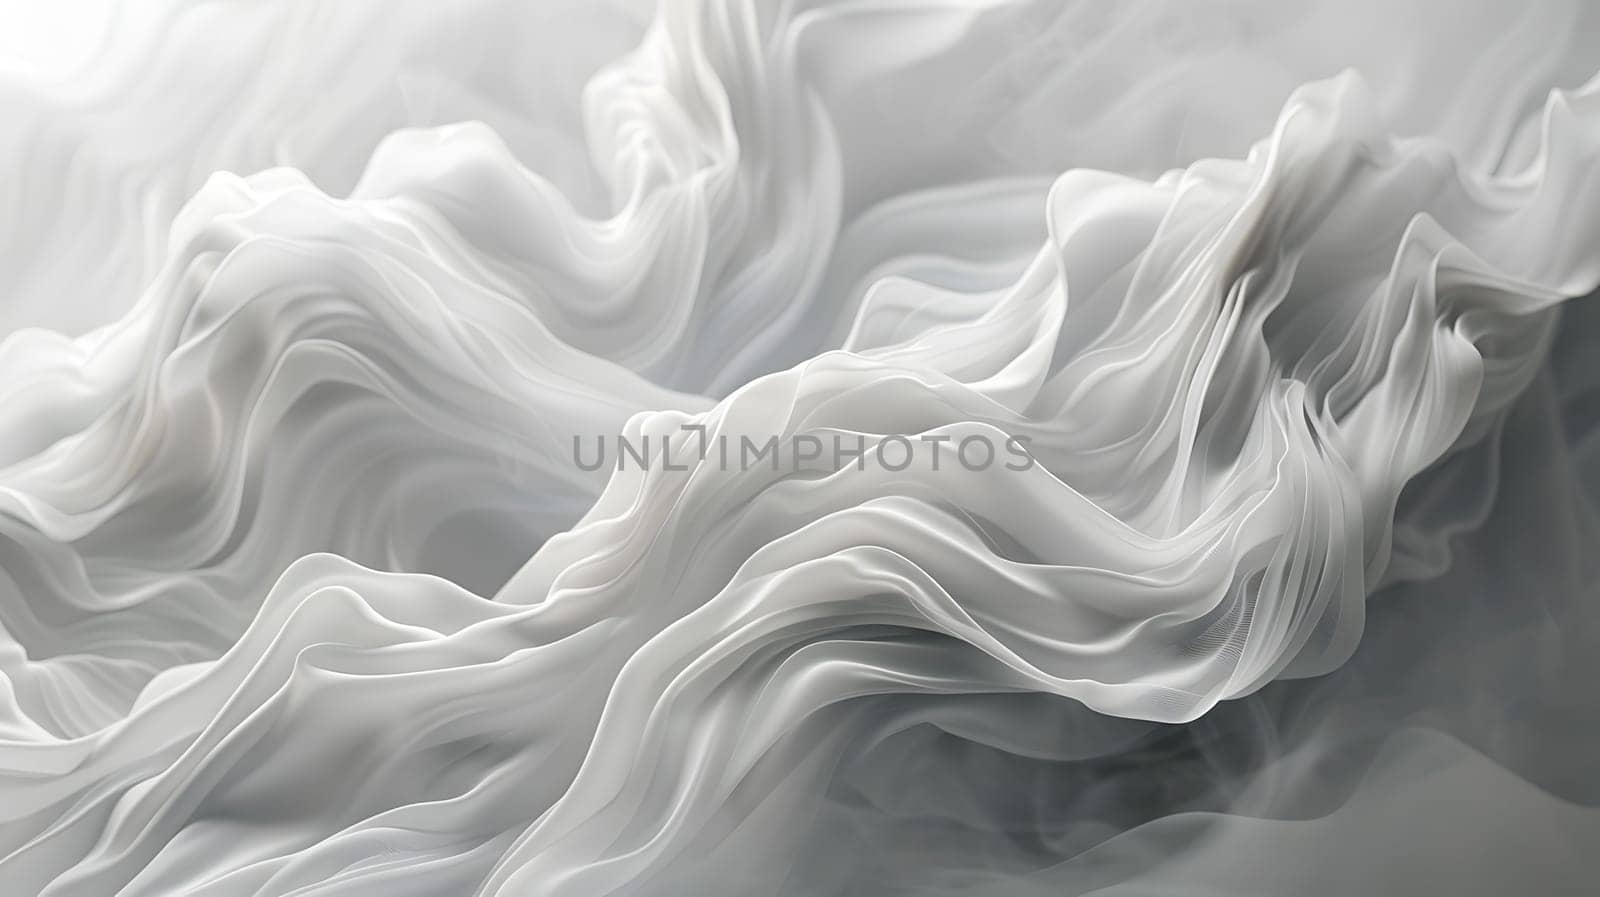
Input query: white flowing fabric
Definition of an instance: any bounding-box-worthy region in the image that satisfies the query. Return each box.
[2,1,1600,895]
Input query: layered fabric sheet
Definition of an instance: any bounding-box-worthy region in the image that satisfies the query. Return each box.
[1,2,1599,895]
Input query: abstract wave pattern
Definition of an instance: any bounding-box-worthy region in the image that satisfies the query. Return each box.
[2,1,1600,895]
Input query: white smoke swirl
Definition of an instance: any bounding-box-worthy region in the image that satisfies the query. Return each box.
[2,1,1599,895]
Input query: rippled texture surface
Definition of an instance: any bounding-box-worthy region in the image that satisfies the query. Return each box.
[2,1,1599,894]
